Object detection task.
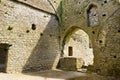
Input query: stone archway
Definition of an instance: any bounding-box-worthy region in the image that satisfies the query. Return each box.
[62,27,94,66]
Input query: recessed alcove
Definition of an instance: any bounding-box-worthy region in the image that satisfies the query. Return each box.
[87,5,99,27]
[68,46,73,56]
[31,24,36,30]
[0,43,11,72]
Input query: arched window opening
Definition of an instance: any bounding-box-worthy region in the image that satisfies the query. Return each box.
[87,5,99,27]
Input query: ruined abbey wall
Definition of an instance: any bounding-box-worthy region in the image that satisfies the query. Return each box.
[60,0,120,77]
[0,0,61,73]
[0,0,120,77]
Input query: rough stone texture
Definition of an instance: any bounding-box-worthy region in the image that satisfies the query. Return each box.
[0,0,60,73]
[60,0,120,77]
[94,8,120,77]
[59,57,84,71]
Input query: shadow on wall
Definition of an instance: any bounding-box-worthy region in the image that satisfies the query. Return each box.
[23,17,60,72]
[6,0,61,72]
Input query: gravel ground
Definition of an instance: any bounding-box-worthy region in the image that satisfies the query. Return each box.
[0,70,118,80]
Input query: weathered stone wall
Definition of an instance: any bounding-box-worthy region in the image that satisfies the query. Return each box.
[60,0,120,77]
[0,0,120,77]
[0,0,60,73]
[95,9,120,77]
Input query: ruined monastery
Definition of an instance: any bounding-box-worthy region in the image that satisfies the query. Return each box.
[0,0,120,78]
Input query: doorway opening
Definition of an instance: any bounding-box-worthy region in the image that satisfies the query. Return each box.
[68,46,73,56]
[0,43,10,72]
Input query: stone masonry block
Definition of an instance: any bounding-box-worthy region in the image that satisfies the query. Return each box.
[59,57,84,71]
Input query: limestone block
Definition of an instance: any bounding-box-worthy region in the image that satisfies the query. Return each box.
[59,57,84,71]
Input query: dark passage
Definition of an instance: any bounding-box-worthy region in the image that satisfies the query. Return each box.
[0,43,10,72]
[68,46,73,56]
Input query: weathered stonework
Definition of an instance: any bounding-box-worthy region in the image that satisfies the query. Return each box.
[59,57,84,71]
[0,0,120,78]
[60,0,120,77]
[0,0,60,73]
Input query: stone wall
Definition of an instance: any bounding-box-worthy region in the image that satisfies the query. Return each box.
[0,0,120,77]
[60,0,120,77]
[0,0,60,73]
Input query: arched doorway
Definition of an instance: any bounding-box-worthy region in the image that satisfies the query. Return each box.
[62,27,94,66]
